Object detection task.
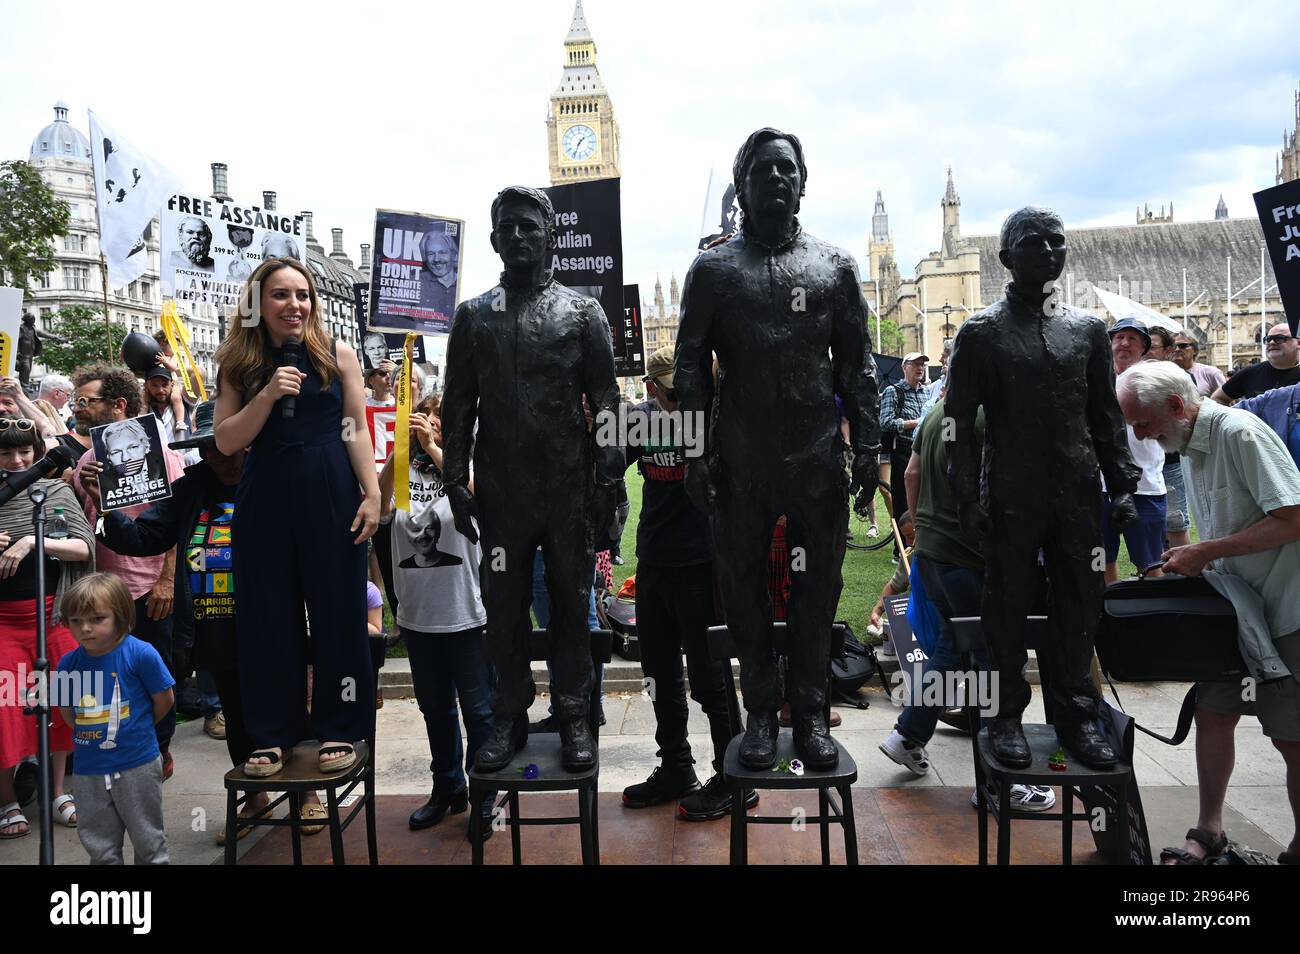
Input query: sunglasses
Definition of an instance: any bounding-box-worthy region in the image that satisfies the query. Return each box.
[73,396,111,409]
[0,418,35,432]
[1172,343,1196,350]
[1263,335,1296,345]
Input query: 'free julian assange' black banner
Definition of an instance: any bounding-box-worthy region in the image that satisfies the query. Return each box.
[618,284,645,377]
[1253,179,1300,336]
[543,177,624,360]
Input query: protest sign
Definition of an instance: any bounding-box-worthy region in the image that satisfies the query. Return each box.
[367,405,397,473]
[354,282,426,369]
[160,195,305,310]
[543,177,623,345]
[368,209,464,336]
[0,287,22,378]
[91,414,172,511]
[697,167,740,251]
[1253,179,1300,335]
[618,284,645,377]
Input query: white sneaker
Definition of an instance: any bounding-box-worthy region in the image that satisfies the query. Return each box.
[970,785,1057,812]
[867,525,880,538]
[865,622,882,638]
[878,730,930,776]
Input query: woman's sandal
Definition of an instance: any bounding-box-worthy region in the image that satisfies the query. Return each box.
[0,802,29,839]
[300,802,328,836]
[216,799,275,846]
[244,746,290,778]
[318,743,356,774]
[1160,827,1229,865]
[52,793,77,828]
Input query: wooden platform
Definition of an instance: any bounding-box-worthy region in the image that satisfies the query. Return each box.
[236,787,1112,865]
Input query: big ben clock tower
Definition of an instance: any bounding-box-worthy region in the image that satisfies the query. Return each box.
[547,1,621,185]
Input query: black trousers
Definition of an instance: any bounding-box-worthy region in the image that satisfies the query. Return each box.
[889,445,912,521]
[711,469,848,715]
[636,561,741,776]
[212,668,255,767]
[372,522,398,617]
[477,480,594,723]
[982,488,1103,727]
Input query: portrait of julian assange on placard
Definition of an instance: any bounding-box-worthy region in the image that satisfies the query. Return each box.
[368,209,465,337]
[90,414,173,511]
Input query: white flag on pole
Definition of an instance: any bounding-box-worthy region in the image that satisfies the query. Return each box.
[1091,286,1182,333]
[88,111,182,289]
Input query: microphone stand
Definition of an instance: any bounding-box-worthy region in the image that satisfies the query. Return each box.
[22,484,55,864]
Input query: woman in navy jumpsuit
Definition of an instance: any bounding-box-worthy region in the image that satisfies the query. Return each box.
[214,257,380,776]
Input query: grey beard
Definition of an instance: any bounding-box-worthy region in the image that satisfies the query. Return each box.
[74,421,90,436]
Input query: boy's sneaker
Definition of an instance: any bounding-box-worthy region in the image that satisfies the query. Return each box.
[878,729,930,776]
[970,785,1057,812]
[677,774,759,821]
[622,766,701,808]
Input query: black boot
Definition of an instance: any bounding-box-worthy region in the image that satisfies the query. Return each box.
[792,711,838,770]
[474,717,527,772]
[409,788,468,830]
[739,710,779,770]
[559,717,597,772]
[1058,718,1117,770]
[988,717,1031,769]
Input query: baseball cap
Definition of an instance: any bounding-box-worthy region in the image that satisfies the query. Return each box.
[902,352,929,364]
[643,346,675,388]
[1108,318,1151,352]
[365,364,390,381]
[146,364,171,381]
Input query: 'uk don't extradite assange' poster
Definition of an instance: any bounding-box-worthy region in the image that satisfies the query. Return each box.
[368,209,465,337]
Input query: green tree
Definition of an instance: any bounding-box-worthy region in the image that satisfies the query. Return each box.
[0,159,70,291]
[870,317,906,357]
[40,305,126,374]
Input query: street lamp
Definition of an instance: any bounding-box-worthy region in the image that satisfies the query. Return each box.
[941,301,953,339]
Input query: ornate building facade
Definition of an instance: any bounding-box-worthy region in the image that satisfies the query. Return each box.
[1279,87,1299,184]
[546,1,621,185]
[17,103,366,383]
[642,273,680,354]
[864,169,1283,372]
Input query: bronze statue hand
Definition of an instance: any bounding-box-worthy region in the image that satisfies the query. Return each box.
[446,483,480,545]
[1108,491,1139,532]
[684,459,715,515]
[958,500,991,538]
[851,454,879,512]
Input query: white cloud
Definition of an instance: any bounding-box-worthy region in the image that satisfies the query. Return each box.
[3,0,1297,305]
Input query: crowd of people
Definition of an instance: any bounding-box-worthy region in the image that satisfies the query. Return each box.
[1,241,1297,866]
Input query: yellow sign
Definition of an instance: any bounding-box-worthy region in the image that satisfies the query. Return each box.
[159,301,208,401]
[393,334,417,511]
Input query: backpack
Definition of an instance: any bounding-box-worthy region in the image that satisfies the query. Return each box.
[830,622,877,707]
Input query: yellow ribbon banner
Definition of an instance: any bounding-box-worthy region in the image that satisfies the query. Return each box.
[159,301,208,401]
[393,334,417,511]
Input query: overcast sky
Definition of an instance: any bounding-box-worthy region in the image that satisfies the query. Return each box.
[3,0,1298,307]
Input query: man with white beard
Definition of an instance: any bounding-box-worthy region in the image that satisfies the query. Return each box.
[1116,360,1300,866]
[168,216,214,272]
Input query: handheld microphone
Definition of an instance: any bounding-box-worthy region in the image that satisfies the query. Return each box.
[281,336,302,419]
[0,444,79,508]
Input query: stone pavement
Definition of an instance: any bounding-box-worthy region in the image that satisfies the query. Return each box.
[1,680,1288,865]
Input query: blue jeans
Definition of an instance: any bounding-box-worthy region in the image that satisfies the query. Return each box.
[402,625,495,797]
[532,549,604,711]
[897,554,989,747]
[197,670,222,718]
[1101,491,1168,571]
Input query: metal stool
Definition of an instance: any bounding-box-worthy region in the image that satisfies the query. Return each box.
[707,622,860,866]
[467,628,611,865]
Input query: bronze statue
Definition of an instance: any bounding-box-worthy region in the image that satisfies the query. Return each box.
[442,186,622,773]
[675,129,880,770]
[945,207,1140,770]
[17,312,42,387]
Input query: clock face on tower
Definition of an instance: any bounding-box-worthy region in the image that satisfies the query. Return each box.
[562,124,597,162]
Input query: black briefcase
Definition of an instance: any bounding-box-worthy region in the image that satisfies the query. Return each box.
[1097,573,1247,683]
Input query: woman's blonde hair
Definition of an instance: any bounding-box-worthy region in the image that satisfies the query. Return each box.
[214,257,338,397]
[62,572,136,637]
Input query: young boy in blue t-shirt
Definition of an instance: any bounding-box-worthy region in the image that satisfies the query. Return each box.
[56,573,175,865]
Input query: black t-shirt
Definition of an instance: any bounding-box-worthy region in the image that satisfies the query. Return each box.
[0,551,60,602]
[624,400,712,568]
[1222,361,1300,401]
